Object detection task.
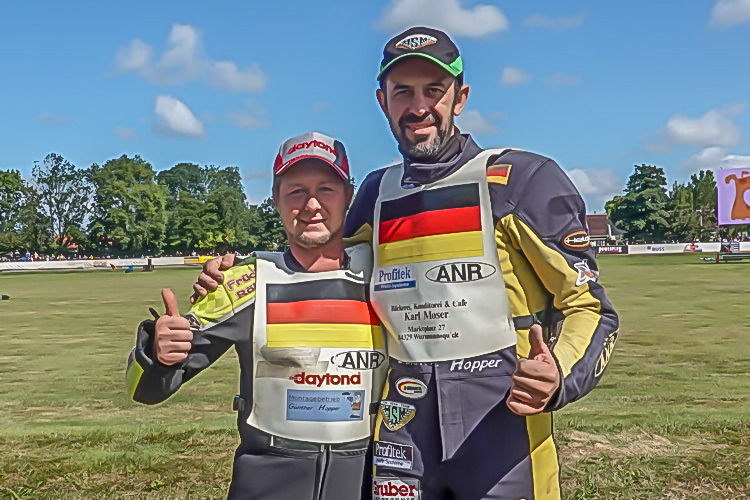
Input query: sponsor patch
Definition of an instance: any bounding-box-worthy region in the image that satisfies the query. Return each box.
[395,378,427,400]
[594,331,618,377]
[373,476,421,499]
[373,441,414,470]
[290,372,361,387]
[380,401,416,431]
[330,350,386,370]
[562,230,590,250]
[287,390,364,422]
[486,164,511,185]
[449,357,502,373]
[374,265,417,292]
[395,34,437,51]
[424,262,496,283]
[574,259,599,286]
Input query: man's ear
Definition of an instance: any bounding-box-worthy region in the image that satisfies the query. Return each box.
[452,84,470,116]
[376,88,388,117]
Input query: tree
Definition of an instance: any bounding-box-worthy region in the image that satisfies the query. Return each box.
[690,170,718,240]
[89,155,168,255]
[667,181,698,241]
[0,170,28,252]
[30,154,91,253]
[606,164,669,241]
[249,198,285,251]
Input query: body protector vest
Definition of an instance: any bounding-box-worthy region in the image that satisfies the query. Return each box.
[370,150,517,362]
[247,244,387,443]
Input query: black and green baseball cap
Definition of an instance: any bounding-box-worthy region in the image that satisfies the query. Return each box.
[378,26,463,83]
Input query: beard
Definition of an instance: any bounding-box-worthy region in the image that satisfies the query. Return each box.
[390,111,455,160]
[291,224,341,249]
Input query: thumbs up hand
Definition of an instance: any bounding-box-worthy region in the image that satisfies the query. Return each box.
[154,288,194,366]
[506,324,561,416]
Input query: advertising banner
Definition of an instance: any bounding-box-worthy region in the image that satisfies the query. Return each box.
[717,167,750,225]
[595,245,629,255]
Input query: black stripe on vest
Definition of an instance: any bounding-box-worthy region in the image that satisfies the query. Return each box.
[380,183,480,222]
[267,279,367,303]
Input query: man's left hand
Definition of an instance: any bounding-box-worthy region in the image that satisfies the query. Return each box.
[507,324,561,416]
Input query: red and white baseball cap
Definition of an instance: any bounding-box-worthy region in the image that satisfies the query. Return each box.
[273,132,350,180]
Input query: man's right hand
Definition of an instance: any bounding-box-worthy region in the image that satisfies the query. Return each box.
[190,253,235,304]
[154,288,193,366]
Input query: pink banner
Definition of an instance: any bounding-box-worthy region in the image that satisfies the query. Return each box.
[717,167,750,225]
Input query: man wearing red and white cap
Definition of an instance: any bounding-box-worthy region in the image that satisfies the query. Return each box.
[126,132,386,499]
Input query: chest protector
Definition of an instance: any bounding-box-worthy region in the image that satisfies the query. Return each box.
[370,149,516,362]
[247,244,387,443]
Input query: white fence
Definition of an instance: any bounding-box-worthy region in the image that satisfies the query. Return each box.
[0,256,197,272]
[602,242,750,255]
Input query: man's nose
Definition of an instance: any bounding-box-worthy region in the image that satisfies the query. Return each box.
[407,93,430,116]
[305,195,322,211]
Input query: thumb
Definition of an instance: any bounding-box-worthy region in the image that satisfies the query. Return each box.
[528,324,549,359]
[161,288,180,317]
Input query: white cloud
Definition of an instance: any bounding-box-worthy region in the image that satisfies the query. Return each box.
[499,67,531,86]
[455,109,498,135]
[567,168,623,212]
[377,0,509,38]
[228,110,269,129]
[211,61,267,93]
[663,109,741,147]
[35,112,69,124]
[546,72,581,87]
[154,95,204,138]
[682,147,750,172]
[709,0,750,28]
[115,39,152,72]
[115,24,267,92]
[524,11,585,30]
[115,127,135,140]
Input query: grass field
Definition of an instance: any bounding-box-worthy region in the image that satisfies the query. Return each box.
[1,254,748,499]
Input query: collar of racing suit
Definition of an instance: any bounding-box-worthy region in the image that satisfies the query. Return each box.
[282,247,351,273]
[400,132,483,187]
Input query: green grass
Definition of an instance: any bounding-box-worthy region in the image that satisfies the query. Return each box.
[0,256,748,499]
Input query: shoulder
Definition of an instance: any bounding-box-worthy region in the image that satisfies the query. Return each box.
[345,165,394,237]
[188,259,257,328]
[487,150,584,237]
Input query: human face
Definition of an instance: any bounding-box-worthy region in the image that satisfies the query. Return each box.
[274,160,353,249]
[377,57,469,159]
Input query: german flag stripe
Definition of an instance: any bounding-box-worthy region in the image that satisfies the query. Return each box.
[380,183,480,221]
[267,300,379,325]
[379,206,481,244]
[267,324,383,348]
[487,164,511,185]
[267,279,366,303]
[378,231,484,267]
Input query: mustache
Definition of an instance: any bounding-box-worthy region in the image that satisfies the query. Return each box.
[399,112,440,129]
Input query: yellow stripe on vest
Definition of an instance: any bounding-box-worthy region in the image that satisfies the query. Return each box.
[126,360,144,399]
[267,324,383,348]
[378,231,484,267]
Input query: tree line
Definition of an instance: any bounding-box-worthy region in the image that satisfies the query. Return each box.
[3,156,747,258]
[606,164,748,242]
[1,153,284,257]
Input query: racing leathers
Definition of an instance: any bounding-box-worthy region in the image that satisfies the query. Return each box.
[344,133,619,500]
[126,245,387,500]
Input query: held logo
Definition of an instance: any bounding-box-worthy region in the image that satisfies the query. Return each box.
[291,372,361,387]
[330,350,386,370]
[562,230,590,250]
[395,377,427,400]
[375,265,417,292]
[424,262,496,283]
[373,476,421,500]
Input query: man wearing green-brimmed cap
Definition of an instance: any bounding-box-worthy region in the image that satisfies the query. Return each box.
[347,26,620,500]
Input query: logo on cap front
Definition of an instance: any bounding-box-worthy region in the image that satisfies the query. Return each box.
[395,34,437,50]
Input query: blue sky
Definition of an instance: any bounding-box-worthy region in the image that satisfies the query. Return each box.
[2,0,749,211]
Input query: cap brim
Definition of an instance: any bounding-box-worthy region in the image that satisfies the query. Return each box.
[378,53,462,81]
[275,155,348,180]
